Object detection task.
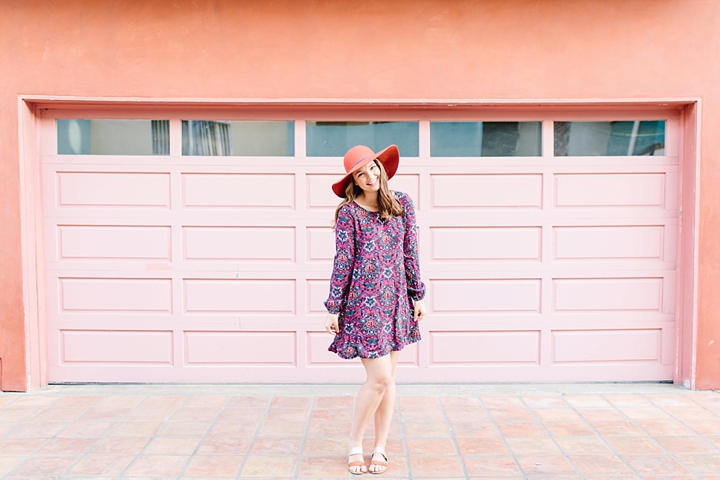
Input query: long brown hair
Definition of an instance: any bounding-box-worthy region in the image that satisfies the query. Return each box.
[333,160,403,227]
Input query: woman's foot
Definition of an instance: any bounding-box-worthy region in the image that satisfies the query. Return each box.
[369,447,388,474]
[347,446,367,475]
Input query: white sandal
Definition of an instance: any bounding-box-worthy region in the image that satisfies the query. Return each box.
[347,446,367,475]
[369,447,388,475]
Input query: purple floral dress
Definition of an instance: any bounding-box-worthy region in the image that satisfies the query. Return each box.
[325,191,426,359]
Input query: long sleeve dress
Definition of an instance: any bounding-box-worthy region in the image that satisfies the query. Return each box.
[325,191,426,359]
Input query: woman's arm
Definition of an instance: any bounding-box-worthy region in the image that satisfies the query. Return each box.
[324,206,355,316]
[401,193,426,304]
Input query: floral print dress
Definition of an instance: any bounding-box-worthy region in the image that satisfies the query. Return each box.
[325,191,426,359]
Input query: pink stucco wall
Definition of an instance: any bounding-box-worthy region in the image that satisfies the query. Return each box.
[1,0,719,390]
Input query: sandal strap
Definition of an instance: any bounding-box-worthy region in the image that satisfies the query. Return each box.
[348,446,364,456]
[370,448,388,465]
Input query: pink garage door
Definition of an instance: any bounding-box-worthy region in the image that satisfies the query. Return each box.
[41,110,679,383]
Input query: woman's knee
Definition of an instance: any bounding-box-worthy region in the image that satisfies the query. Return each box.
[369,372,394,392]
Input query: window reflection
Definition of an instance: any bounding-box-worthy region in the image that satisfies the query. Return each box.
[182,121,294,156]
[430,122,541,157]
[554,121,665,156]
[306,121,419,157]
[57,119,169,155]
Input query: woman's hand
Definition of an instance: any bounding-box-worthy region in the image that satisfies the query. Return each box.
[325,313,339,335]
[413,299,427,322]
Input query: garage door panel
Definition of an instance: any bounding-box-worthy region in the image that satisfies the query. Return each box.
[430,227,541,261]
[183,226,295,261]
[59,278,173,313]
[554,225,665,260]
[431,174,543,208]
[57,172,171,208]
[555,173,665,207]
[183,173,295,208]
[60,330,174,364]
[306,279,330,314]
[431,279,541,313]
[430,331,540,365]
[184,279,296,314]
[306,227,334,262]
[553,278,663,312]
[56,225,172,261]
[552,329,662,364]
[184,331,297,365]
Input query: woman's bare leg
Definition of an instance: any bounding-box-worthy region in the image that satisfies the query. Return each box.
[369,351,399,473]
[347,353,395,474]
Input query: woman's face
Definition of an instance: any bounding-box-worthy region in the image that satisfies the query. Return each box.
[352,160,381,194]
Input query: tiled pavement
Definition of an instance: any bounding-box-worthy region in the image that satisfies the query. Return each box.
[1,383,720,479]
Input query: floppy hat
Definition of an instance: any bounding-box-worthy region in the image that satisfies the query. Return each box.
[332,144,399,198]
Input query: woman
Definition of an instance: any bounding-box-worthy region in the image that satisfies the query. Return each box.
[324,144,427,475]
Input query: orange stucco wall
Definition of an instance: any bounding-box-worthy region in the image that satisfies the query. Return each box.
[1,0,719,390]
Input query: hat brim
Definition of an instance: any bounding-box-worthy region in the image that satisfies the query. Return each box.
[332,144,399,198]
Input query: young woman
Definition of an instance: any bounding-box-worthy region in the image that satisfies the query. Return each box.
[324,144,427,475]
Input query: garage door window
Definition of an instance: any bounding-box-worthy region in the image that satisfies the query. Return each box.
[181,120,294,156]
[430,121,542,157]
[306,121,419,156]
[554,121,666,156]
[57,119,170,155]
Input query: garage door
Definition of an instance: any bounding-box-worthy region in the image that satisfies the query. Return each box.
[41,109,679,383]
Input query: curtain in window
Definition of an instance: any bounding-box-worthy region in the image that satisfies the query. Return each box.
[182,121,233,156]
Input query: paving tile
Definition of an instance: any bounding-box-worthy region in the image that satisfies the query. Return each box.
[309,408,352,423]
[0,396,20,408]
[124,454,189,476]
[227,395,271,408]
[0,438,46,455]
[5,455,77,477]
[251,436,304,455]
[125,405,178,421]
[405,437,456,455]
[398,407,445,423]
[0,457,25,476]
[486,407,535,422]
[271,396,312,408]
[506,437,561,455]
[313,395,354,409]
[455,437,508,455]
[409,455,465,477]
[442,406,491,422]
[568,454,634,475]
[7,422,67,438]
[171,406,222,422]
[605,395,654,407]
[91,437,150,455]
[78,407,131,422]
[0,409,42,423]
[185,395,229,407]
[264,408,310,422]
[65,455,134,476]
[440,396,482,407]
[622,454,690,475]
[464,455,521,476]
[402,422,450,437]
[653,435,717,453]
[241,455,298,477]
[555,436,612,454]
[217,408,267,422]
[196,436,251,455]
[207,420,259,437]
[635,419,694,436]
[261,421,308,437]
[522,396,569,409]
[157,421,211,437]
[563,395,611,408]
[108,421,163,437]
[28,407,84,422]
[482,397,524,408]
[682,419,720,435]
[543,420,596,436]
[533,408,583,421]
[35,437,96,455]
[577,408,628,421]
[705,434,720,449]
[662,406,718,419]
[646,394,699,407]
[398,396,440,408]
[495,421,547,437]
[302,438,346,456]
[588,420,645,436]
[139,395,186,407]
[94,395,145,408]
[10,396,58,408]
[53,396,101,407]
[605,436,664,454]
[297,456,364,477]
[144,437,202,455]
[184,455,244,476]
[517,455,577,475]
[618,407,672,420]
[673,454,720,475]
[57,421,114,438]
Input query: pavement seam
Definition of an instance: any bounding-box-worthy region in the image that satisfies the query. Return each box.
[117,393,190,478]
[477,395,527,480]
[175,394,233,479]
[395,395,413,480]
[234,394,273,479]
[291,396,314,479]
[438,395,471,479]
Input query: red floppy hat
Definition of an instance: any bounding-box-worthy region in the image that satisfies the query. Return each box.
[332,144,399,198]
